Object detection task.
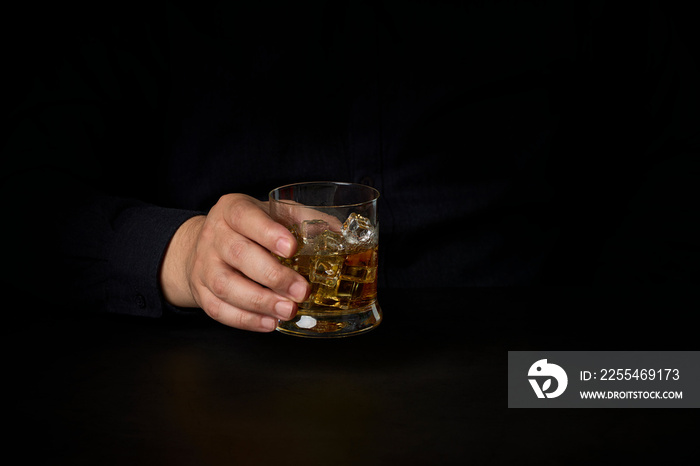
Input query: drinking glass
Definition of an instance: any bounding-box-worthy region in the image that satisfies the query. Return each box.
[269,182,382,337]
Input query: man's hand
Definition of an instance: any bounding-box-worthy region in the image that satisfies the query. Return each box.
[159,193,310,332]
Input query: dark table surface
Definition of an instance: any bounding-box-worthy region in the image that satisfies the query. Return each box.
[8,286,697,465]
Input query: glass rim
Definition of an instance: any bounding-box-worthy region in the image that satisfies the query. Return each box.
[268,181,380,208]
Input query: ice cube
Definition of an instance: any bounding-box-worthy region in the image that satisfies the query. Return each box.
[340,265,377,284]
[312,282,342,307]
[341,213,376,247]
[310,255,344,287]
[288,254,312,276]
[336,279,361,309]
[339,248,378,283]
[313,230,345,254]
[300,219,329,244]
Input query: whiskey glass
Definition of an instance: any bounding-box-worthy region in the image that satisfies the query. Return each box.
[269,182,381,338]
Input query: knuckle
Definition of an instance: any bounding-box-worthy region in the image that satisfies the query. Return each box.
[234,312,256,331]
[247,290,268,311]
[262,222,284,244]
[209,271,229,298]
[226,196,248,227]
[198,219,216,243]
[227,238,250,263]
[262,263,284,286]
[201,295,222,321]
[218,192,242,206]
[224,308,253,330]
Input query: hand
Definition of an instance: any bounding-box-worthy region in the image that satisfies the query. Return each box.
[159,193,310,332]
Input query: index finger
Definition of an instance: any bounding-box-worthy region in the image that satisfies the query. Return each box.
[224,195,298,258]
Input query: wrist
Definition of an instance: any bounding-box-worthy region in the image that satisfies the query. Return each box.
[159,215,205,307]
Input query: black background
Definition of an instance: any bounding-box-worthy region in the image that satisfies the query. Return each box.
[3,1,699,464]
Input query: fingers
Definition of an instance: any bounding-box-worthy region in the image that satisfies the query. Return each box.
[202,260,299,319]
[190,252,305,332]
[187,193,312,332]
[211,194,309,301]
[196,285,280,333]
[225,195,298,258]
[215,232,309,302]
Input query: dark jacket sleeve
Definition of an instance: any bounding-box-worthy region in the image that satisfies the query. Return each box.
[61,196,202,317]
[4,158,202,318]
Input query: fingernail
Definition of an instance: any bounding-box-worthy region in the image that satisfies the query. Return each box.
[261,316,278,332]
[288,280,309,302]
[275,300,295,320]
[276,238,294,257]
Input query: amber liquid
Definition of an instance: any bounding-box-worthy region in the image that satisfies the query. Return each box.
[281,246,378,314]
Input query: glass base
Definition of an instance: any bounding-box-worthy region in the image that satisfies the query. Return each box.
[276,302,382,338]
